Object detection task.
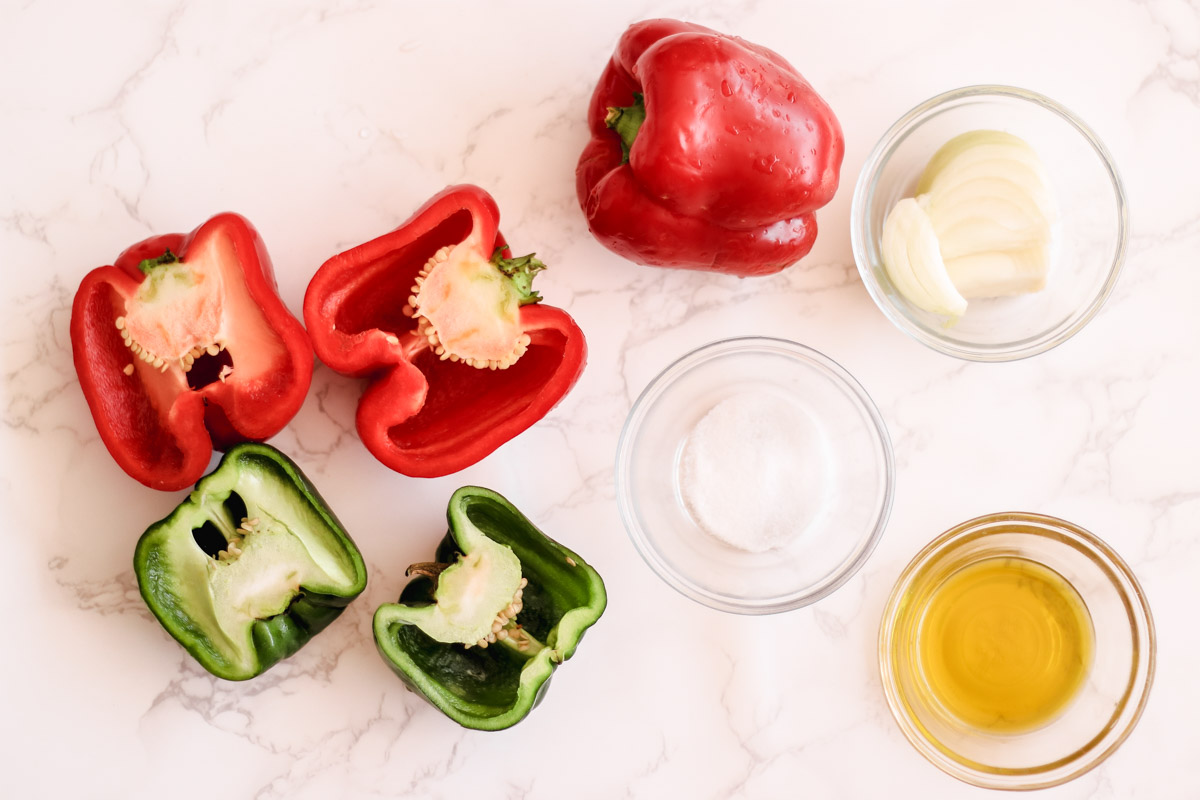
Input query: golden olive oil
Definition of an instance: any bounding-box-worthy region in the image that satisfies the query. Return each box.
[918,556,1094,733]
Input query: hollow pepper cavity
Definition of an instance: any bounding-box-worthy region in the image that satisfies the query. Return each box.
[134,443,368,681]
[70,213,313,491]
[303,185,587,478]
[373,486,606,730]
[576,18,845,276]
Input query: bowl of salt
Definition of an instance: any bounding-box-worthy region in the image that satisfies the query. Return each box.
[615,337,895,614]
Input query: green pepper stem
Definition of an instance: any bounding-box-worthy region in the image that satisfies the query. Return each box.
[490,248,545,306]
[496,626,547,660]
[138,248,182,275]
[406,562,450,581]
[604,92,646,164]
[198,493,241,542]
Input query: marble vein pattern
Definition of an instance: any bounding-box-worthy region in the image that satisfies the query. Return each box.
[2,1,1199,798]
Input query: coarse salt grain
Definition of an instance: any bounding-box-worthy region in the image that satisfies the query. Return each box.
[679,390,826,552]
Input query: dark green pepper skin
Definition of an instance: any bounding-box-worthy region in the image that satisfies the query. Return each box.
[373,486,606,731]
[135,443,368,681]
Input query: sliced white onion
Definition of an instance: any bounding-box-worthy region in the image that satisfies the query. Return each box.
[881,196,968,318]
[881,130,1058,314]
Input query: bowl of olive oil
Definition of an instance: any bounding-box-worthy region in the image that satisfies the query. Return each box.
[879,512,1154,790]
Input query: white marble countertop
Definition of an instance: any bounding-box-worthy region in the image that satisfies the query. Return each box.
[3,1,1197,797]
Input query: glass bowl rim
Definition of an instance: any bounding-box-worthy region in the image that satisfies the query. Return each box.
[614,335,895,615]
[849,84,1130,362]
[877,510,1156,790]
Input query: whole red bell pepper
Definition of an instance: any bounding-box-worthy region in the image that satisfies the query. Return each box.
[576,19,845,277]
[303,185,586,477]
[71,214,314,491]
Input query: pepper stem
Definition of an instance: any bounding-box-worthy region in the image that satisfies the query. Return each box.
[137,248,182,275]
[406,562,450,581]
[199,493,241,542]
[604,92,646,164]
[490,247,545,306]
[497,626,547,660]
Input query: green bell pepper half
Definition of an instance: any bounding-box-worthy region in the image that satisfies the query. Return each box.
[373,486,606,730]
[134,442,368,681]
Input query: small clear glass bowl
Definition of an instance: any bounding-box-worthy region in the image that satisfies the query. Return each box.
[851,85,1128,361]
[615,337,894,614]
[879,512,1155,790]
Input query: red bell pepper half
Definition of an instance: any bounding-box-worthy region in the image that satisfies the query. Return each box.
[303,185,587,477]
[577,18,845,277]
[70,214,313,491]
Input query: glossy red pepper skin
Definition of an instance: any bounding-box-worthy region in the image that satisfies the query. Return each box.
[303,185,587,478]
[577,19,845,277]
[70,214,314,491]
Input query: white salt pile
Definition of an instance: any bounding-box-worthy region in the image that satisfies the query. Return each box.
[679,391,825,552]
